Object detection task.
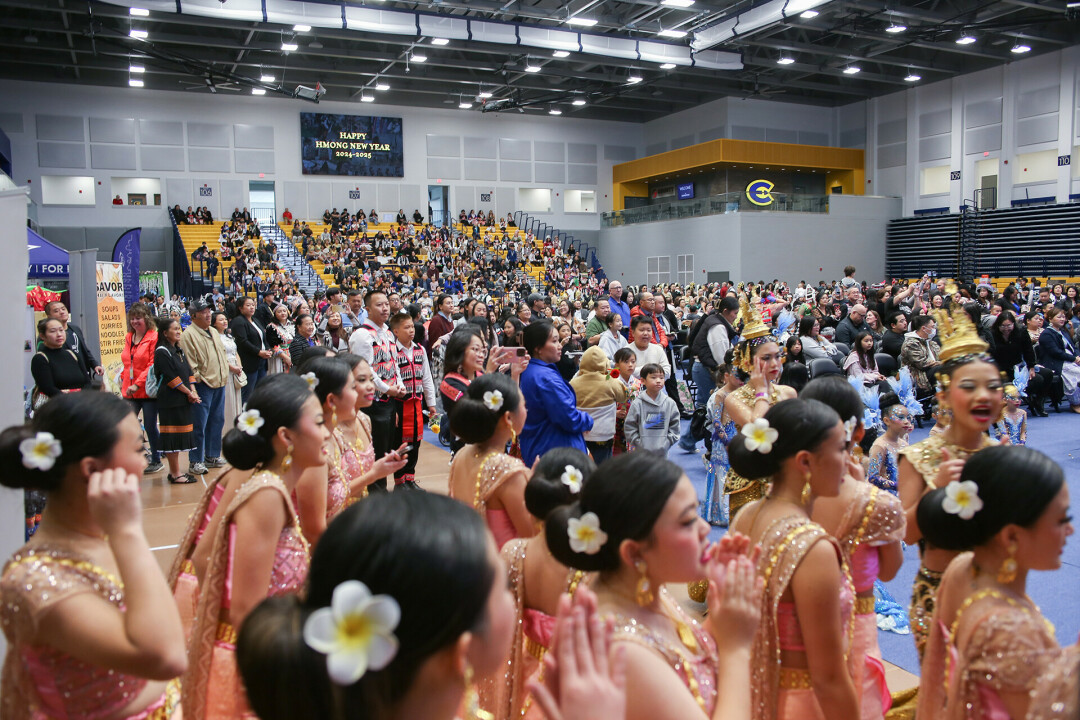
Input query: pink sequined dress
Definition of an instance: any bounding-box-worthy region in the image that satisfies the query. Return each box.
[917,553,1059,720]
[448,451,528,550]
[747,514,854,720]
[1,545,182,720]
[168,474,228,643]
[341,414,376,507]
[608,588,719,715]
[486,539,590,720]
[181,471,309,720]
[816,482,905,720]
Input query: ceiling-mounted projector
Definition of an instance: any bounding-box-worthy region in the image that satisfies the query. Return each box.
[294,82,326,101]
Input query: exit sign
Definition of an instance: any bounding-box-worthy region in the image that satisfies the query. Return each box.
[1059,155,1071,166]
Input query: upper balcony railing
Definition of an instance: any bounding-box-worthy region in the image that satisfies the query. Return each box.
[601,191,830,227]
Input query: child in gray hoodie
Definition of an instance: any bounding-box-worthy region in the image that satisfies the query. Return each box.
[624,363,681,455]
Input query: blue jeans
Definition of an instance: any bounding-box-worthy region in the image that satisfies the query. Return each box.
[240,361,267,404]
[586,440,613,465]
[130,398,160,463]
[677,362,717,450]
[191,383,225,463]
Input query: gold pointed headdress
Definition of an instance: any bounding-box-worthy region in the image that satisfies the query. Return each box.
[735,293,776,371]
[932,305,989,364]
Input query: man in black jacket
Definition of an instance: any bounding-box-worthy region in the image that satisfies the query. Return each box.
[880,311,908,361]
[254,290,277,328]
[675,295,740,452]
[44,301,103,379]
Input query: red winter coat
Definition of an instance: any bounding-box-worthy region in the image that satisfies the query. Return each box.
[121,329,159,399]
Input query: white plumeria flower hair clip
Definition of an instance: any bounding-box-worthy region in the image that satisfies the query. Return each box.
[740,418,779,454]
[303,580,401,686]
[483,389,504,412]
[942,480,983,520]
[843,416,859,443]
[237,409,265,436]
[567,512,608,555]
[20,432,62,471]
[561,465,583,494]
[301,372,319,391]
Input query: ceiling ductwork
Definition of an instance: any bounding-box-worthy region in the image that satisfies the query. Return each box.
[100,0,743,70]
[692,0,830,51]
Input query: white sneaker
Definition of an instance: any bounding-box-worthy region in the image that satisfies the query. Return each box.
[190,462,208,475]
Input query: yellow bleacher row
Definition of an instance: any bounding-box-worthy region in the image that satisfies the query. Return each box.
[179,220,554,291]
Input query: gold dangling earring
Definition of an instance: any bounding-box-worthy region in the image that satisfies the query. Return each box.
[281,445,294,474]
[997,541,1018,584]
[330,404,337,427]
[800,471,813,505]
[635,560,655,607]
[463,664,494,720]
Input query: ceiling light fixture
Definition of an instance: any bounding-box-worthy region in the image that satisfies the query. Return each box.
[955,33,976,44]
[566,17,598,26]
[361,94,375,103]
[904,72,921,81]
[478,88,493,98]
[129,7,149,16]
[659,62,677,69]
[411,52,427,62]
[282,41,299,52]
[431,37,450,45]
[261,73,275,82]
[800,9,819,18]
[885,22,906,33]
[777,55,795,65]
[549,108,562,115]
[572,98,587,105]
[252,88,266,95]
[843,65,861,74]
[661,0,695,6]
[129,64,145,73]
[627,73,643,84]
[1010,43,1031,53]
[130,28,149,39]
[375,81,390,91]
[552,50,570,58]
[293,24,311,32]
[658,28,688,38]
[459,100,473,109]
[524,58,541,72]
[128,78,144,87]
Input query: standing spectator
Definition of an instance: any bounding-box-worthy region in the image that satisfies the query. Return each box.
[900,315,941,394]
[43,301,103,380]
[254,290,277,328]
[179,298,229,475]
[389,311,437,490]
[30,318,89,403]
[627,316,670,378]
[1038,307,1080,413]
[629,291,668,349]
[229,296,272,403]
[120,302,161,473]
[584,298,610,345]
[624,362,680,455]
[518,320,594,466]
[425,293,456,355]
[153,317,198,484]
[348,290,404,492]
[212,311,245,429]
[288,314,323,367]
[676,294,740,453]
[264,305,294,374]
[606,281,630,330]
[653,294,687,417]
[570,346,627,464]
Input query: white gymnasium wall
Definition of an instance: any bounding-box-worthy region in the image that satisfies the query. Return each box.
[0,79,643,233]
[856,45,1080,215]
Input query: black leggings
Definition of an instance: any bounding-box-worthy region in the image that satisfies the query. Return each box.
[129,398,160,463]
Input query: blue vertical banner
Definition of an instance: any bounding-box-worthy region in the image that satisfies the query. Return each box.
[111,228,142,309]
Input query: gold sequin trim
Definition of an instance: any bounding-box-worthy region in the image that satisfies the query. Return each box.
[763,524,818,584]
[6,552,123,590]
[524,635,546,661]
[779,667,813,689]
[855,596,876,615]
[216,621,237,645]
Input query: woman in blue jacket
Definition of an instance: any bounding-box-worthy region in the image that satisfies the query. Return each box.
[518,320,594,465]
[1038,307,1080,412]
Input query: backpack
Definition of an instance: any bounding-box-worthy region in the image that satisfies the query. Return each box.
[145,348,165,398]
[689,405,710,441]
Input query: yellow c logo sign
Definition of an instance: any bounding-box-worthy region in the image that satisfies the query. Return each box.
[746,179,775,206]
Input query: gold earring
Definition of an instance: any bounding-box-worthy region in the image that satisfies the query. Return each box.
[635,560,655,607]
[997,541,1018,584]
[331,406,338,426]
[281,445,294,473]
[463,664,494,720]
[800,471,812,505]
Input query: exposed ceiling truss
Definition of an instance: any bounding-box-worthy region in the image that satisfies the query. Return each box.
[0,0,1074,122]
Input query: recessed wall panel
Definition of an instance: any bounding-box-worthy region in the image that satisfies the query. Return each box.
[0,113,24,134]
[604,145,636,162]
[90,117,136,144]
[840,128,865,148]
[36,115,84,142]
[919,135,951,162]
[669,134,696,151]
[920,109,951,138]
[426,135,461,158]
[877,119,907,146]
[218,179,244,215]
[139,120,183,146]
[165,177,193,209]
[535,141,565,162]
[234,124,275,149]
[765,128,798,144]
[730,125,766,141]
[965,98,1002,129]
[567,164,598,185]
[876,144,907,169]
[187,122,231,147]
[464,159,497,181]
[235,149,274,174]
[427,157,461,179]
[189,147,227,172]
[463,137,497,159]
[141,146,186,171]
[964,125,1001,154]
[534,162,565,184]
[38,142,86,168]
[499,138,532,161]
[568,143,597,164]
[1015,115,1058,146]
[645,141,668,156]
[698,126,726,143]
[1017,86,1059,119]
[90,144,136,170]
[500,160,531,182]
[798,131,829,146]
